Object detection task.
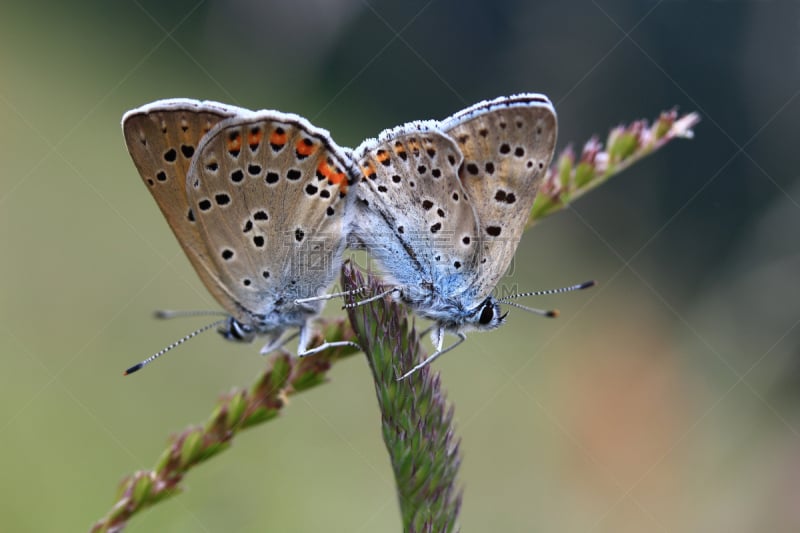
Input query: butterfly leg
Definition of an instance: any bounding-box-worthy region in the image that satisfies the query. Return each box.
[294,286,369,305]
[430,325,445,352]
[408,322,437,343]
[296,324,361,357]
[342,286,402,309]
[395,331,467,381]
[259,330,298,355]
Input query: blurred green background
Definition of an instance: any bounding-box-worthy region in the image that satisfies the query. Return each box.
[2,0,799,531]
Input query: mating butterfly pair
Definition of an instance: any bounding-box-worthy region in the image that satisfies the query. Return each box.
[122,94,587,378]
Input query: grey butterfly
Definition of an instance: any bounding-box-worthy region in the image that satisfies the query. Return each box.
[350,94,591,378]
[122,99,359,373]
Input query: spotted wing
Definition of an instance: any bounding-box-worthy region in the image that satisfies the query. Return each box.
[122,99,250,310]
[351,122,482,303]
[440,94,557,299]
[187,111,357,324]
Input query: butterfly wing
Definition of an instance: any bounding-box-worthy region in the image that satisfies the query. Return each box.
[440,94,557,300]
[122,99,251,311]
[187,111,357,327]
[352,122,483,311]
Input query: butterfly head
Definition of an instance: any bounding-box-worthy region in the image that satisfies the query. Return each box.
[218,316,257,343]
[465,297,508,331]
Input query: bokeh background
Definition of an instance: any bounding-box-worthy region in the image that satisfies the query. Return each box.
[2,0,799,531]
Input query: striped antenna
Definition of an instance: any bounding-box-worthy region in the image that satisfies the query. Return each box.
[124,319,226,375]
[498,280,595,303]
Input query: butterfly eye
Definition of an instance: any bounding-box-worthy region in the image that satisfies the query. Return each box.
[478,301,495,325]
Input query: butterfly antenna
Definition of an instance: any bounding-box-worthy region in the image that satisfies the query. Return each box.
[498,280,595,302]
[501,300,560,318]
[154,309,229,320]
[124,318,227,375]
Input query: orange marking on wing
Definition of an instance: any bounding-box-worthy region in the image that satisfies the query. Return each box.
[376,149,390,164]
[360,162,377,179]
[269,130,287,147]
[248,128,263,148]
[318,161,348,193]
[295,138,317,157]
[227,134,242,152]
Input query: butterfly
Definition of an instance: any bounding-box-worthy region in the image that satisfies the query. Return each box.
[122,99,359,373]
[349,94,590,378]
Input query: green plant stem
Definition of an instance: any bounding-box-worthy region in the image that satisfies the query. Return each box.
[343,264,462,532]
